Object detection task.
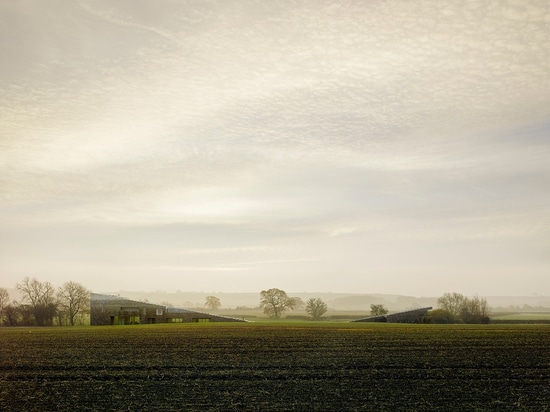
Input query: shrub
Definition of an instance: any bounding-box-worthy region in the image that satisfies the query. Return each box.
[423,309,460,324]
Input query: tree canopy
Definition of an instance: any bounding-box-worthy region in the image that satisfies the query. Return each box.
[370,304,388,316]
[432,292,490,324]
[259,288,297,318]
[17,277,57,326]
[57,281,90,326]
[437,292,466,317]
[2,277,90,326]
[305,298,327,320]
[205,296,221,311]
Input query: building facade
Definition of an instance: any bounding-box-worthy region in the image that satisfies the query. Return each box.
[90,293,245,325]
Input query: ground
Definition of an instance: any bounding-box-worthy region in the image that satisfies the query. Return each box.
[1,323,549,411]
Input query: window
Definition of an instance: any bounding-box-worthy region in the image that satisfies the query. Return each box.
[156,308,163,316]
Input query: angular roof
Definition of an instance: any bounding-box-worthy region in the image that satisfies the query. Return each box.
[91,293,165,308]
[352,307,433,323]
[91,292,247,322]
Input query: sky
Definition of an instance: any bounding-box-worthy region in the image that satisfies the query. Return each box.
[1,0,549,297]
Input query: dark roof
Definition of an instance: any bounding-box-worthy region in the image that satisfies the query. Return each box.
[91,293,164,309]
[91,293,248,322]
[352,307,433,323]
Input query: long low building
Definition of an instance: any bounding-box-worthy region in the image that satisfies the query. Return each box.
[90,293,246,325]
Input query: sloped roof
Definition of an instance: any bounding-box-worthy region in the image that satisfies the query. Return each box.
[91,293,248,322]
[91,293,164,309]
[352,307,433,323]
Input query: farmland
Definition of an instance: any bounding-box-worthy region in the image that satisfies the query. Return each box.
[1,323,549,411]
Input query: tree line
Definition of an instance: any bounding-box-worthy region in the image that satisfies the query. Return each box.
[0,277,90,326]
[255,289,490,324]
[204,288,331,320]
[259,288,330,320]
[425,292,490,324]
[1,280,490,325]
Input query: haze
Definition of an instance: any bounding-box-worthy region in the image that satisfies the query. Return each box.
[1,1,549,297]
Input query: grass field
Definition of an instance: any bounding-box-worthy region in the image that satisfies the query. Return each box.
[1,323,549,411]
[491,312,550,321]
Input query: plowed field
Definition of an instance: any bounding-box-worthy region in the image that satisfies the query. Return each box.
[1,323,548,411]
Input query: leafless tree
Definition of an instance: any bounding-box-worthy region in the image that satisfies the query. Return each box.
[17,277,57,326]
[17,277,55,306]
[437,292,466,317]
[2,304,20,326]
[460,296,490,323]
[57,281,90,326]
[436,293,490,323]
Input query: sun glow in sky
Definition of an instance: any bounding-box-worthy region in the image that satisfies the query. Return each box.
[1,0,549,296]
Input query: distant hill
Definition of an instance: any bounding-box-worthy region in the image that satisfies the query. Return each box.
[4,286,549,313]
[326,295,438,311]
[484,295,550,310]
[102,291,550,312]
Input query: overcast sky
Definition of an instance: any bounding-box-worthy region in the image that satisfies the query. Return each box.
[1,0,549,297]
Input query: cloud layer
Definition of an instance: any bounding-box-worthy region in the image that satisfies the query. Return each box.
[1,0,549,295]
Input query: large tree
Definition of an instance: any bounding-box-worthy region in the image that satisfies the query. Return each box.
[17,277,57,326]
[437,292,466,317]
[460,296,490,324]
[2,304,20,326]
[370,304,388,316]
[305,298,327,320]
[259,288,297,319]
[57,281,90,326]
[204,296,221,311]
[435,293,490,324]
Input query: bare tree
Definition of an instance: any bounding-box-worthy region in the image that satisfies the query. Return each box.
[460,296,490,324]
[17,277,57,326]
[305,298,327,320]
[370,304,388,316]
[2,304,20,326]
[204,296,221,311]
[0,288,9,325]
[436,293,490,324]
[260,288,297,319]
[437,292,466,317]
[57,281,90,326]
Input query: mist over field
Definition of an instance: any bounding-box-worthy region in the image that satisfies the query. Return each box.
[82,290,550,313]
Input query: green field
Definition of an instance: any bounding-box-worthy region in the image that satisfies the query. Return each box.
[1,323,549,411]
[491,312,550,321]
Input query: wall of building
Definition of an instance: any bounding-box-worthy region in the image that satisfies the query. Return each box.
[90,294,245,325]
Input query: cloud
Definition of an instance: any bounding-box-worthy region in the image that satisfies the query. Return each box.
[179,246,272,255]
[1,0,549,295]
[161,266,250,272]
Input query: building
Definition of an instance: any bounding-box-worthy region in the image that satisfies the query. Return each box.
[90,293,246,325]
[352,307,433,323]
